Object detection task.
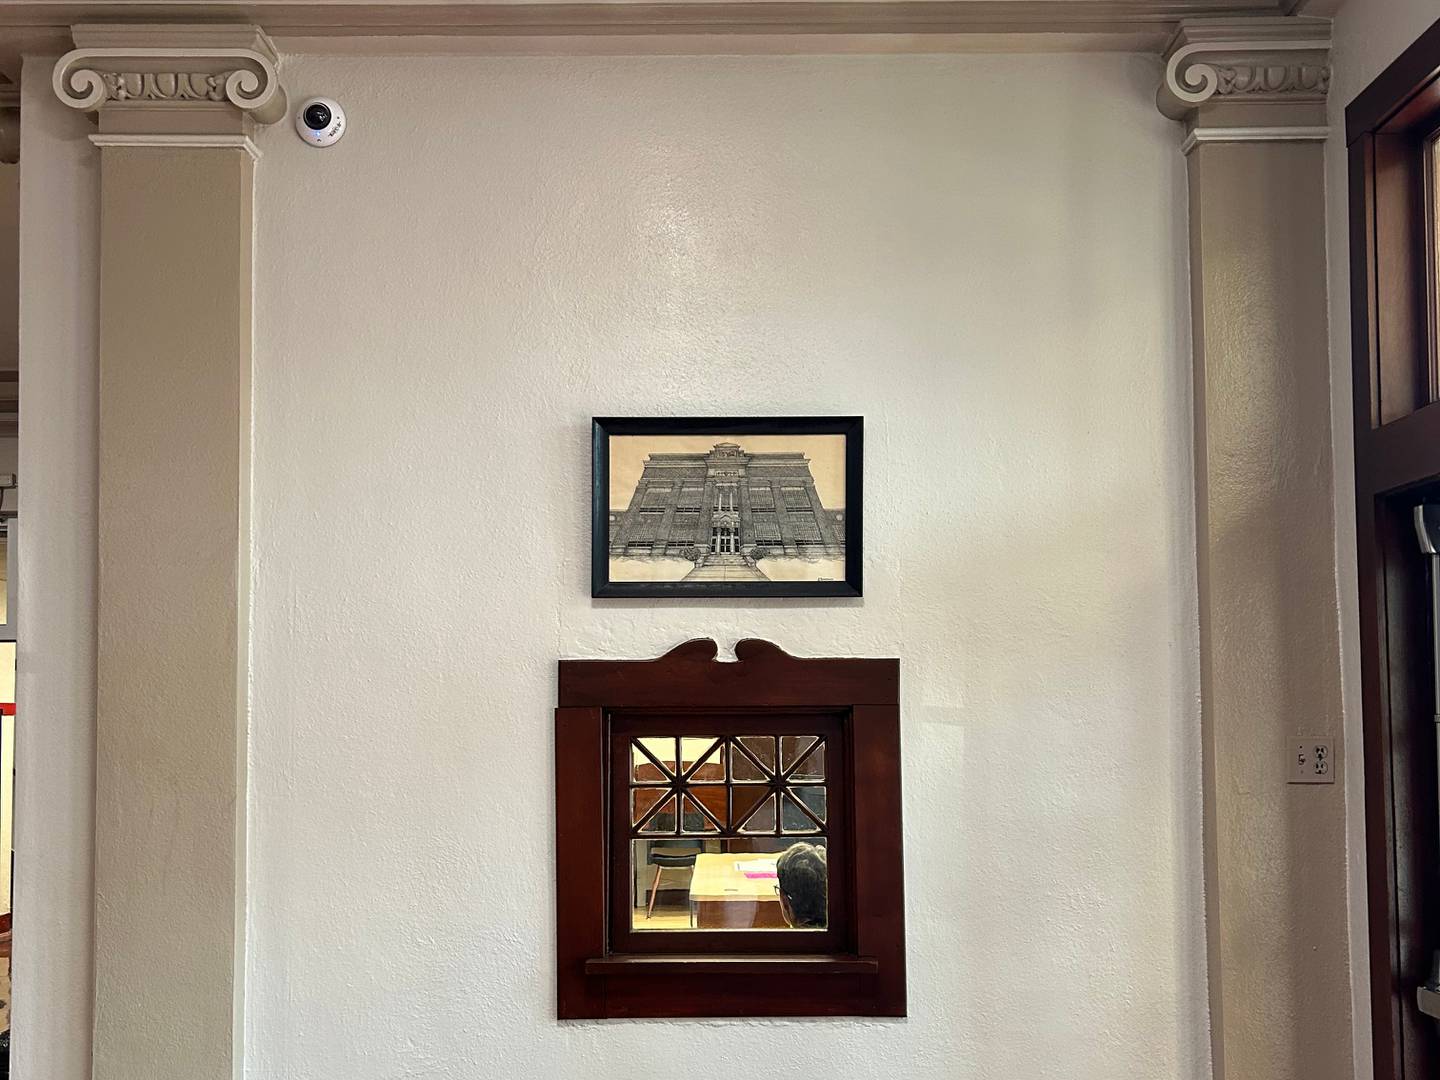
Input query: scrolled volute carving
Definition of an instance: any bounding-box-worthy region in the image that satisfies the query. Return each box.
[52,38,286,126]
[1157,20,1331,122]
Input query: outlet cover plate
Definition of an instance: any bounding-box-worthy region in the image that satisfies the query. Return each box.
[1289,739,1335,784]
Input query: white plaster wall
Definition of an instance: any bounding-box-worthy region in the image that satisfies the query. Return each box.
[13,57,99,1080]
[0,163,19,371]
[249,52,1204,1080]
[1324,4,1440,1077]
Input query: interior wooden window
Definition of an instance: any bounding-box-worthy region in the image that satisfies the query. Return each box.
[555,638,904,1019]
[609,716,849,954]
[1350,45,1440,427]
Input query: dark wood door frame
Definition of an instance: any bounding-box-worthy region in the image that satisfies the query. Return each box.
[1349,16,1440,1079]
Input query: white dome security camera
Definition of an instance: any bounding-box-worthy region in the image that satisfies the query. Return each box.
[295,97,346,147]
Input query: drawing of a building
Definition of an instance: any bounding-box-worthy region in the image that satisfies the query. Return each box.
[608,443,845,574]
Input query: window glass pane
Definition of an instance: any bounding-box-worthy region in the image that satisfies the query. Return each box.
[736,736,777,775]
[683,737,725,782]
[1433,132,1440,397]
[688,785,727,825]
[680,795,720,834]
[631,838,827,931]
[782,787,826,833]
[789,741,825,780]
[1432,132,1440,400]
[780,735,819,773]
[739,793,777,834]
[636,793,677,834]
[631,786,669,826]
[791,785,826,823]
[730,743,768,782]
[624,732,832,932]
[730,785,769,829]
[632,738,676,783]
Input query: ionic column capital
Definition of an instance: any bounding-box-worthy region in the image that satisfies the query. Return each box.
[52,23,287,134]
[1157,17,1331,149]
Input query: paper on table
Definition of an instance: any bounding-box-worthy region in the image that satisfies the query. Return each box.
[739,858,778,879]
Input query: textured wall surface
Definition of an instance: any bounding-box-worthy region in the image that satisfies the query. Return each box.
[1188,138,1350,1080]
[13,59,99,1080]
[246,51,1205,1080]
[1324,3,1440,1077]
[0,163,19,371]
[93,146,254,1080]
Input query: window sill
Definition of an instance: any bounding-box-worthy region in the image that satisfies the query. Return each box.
[584,954,879,976]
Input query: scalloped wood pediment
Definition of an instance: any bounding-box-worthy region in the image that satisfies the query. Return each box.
[558,638,897,708]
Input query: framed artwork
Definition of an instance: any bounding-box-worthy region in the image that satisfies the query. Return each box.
[592,417,863,598]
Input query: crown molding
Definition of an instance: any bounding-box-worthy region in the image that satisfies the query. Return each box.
[88,130,261,157]
[1157,15,1329,121]
[1178,121,1326,153]
[0,1,1299,59]
[52,22,286,126]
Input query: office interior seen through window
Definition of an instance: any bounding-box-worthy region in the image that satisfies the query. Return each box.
[628,735,829,931]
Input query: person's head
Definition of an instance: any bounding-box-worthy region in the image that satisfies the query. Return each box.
[776,842,827,929]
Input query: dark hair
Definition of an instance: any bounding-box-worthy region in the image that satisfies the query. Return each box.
[776,842,827,928]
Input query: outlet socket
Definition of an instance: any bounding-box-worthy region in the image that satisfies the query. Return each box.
[1289,739,1335,784]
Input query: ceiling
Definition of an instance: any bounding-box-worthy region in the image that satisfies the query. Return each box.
[0,0,1319,76]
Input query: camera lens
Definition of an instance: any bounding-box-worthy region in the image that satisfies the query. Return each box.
[302,102,332,131]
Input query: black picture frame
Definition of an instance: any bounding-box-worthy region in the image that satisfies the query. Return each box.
[592,417,863,598]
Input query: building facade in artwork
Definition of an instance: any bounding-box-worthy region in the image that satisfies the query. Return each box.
[608,443,845,561]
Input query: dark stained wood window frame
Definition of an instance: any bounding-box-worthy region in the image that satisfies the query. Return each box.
[555,638,905,1019]
[1348,15,1440,1079]
[606,711,853,957]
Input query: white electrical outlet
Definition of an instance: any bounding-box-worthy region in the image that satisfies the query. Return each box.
[1289,739,1335,784]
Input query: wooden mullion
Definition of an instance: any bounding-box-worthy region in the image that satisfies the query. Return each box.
[678,737,724,784]
[1361,402,1440,494]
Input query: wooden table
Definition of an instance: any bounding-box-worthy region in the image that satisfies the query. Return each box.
[689,852,789,929]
